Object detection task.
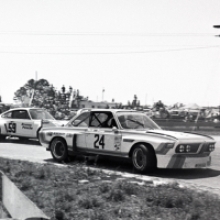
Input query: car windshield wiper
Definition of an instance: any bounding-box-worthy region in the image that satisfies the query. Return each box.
[126,119,144,127]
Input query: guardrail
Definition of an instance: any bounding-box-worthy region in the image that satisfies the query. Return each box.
[0,171,49,220]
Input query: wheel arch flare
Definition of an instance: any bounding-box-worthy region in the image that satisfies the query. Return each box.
[49,136,68,150]
[129,142,158,167]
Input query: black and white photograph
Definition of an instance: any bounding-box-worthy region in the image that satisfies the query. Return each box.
[0,0,220,219]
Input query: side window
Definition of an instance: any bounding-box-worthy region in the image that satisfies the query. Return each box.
[12,110,30,120]
[90,112,115,128]
[1,111,12,119]
[70,111,90,127]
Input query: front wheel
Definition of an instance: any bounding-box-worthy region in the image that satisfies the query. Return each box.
[50,138,68,162]
[131,144,155,173]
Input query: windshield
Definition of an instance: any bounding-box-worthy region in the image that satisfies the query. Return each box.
[117,112,161,130]
[29,109,55,120]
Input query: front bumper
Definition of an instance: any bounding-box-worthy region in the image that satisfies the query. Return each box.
[157,154,211,168]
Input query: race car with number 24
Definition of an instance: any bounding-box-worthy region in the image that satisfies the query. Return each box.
[0,108,67,142]
[39,109,215,173]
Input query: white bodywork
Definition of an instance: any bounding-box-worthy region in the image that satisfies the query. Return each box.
[0,108,67,139]
[39,109,215,169]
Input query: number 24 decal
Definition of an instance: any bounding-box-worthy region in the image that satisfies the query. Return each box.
[94,134,105,149]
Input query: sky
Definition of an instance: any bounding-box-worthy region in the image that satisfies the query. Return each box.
[0,0,220,107]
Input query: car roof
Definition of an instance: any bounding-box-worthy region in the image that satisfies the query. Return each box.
[79,108,137,113]
[5,107,45,112]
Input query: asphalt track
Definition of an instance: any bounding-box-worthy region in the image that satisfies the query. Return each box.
[1,135,220,195]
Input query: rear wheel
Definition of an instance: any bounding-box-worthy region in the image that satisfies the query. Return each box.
[50,138,68,162]
[131,144,156,173]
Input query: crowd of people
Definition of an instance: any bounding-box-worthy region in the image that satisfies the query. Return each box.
[0,98,220,122]
[149,100,220,122]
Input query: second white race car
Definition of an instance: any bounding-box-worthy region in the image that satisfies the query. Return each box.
[0,107,67,141]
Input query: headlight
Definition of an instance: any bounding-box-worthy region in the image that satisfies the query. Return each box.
[209,144,215,152]
[176,143,200,153]
[179,145,185,153]
[186,145,191,152]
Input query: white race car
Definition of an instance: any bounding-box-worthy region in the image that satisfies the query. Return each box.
[39,109,215,173]
[0,108,67,141]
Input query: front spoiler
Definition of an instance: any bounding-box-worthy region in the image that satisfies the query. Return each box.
[157,154,211,169]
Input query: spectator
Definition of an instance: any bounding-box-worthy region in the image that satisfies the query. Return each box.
[154,100,165,111]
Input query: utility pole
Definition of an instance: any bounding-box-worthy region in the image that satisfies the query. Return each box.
[29,71,38,106]
[213,25,220,119]
[213,25,220,37]
[102,88,105,102]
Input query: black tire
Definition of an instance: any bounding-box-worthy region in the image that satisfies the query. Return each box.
[131,144,156,173]
[50,138,68,162]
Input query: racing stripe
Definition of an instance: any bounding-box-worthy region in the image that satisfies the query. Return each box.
[4,124,8,133]
[167,155,186,168]
[155,143,171,155]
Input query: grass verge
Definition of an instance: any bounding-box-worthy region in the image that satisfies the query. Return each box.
[0,157,220,220]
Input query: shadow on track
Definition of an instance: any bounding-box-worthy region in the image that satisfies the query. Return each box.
[44,154,220,180]
[1,137,41,146]
[149,168,220,180]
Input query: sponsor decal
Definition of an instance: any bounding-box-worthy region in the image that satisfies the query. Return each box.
[114,144,120,150]
[66,133,73,138]
[22,123,33,130]
[195,163,206,168]
[114,135,121,150]
[46,132,65,136]
[47,132,53,136]
[53,132,65,136]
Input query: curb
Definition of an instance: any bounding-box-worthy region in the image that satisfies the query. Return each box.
[0,171,49,220]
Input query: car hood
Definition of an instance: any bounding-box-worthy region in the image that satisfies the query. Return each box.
[42,119,68,128]
[146,129,214,142]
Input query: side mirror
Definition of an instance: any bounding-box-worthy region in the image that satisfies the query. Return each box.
[42,119,49,125]
[73,120,80,126]
[112,126,119,133]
